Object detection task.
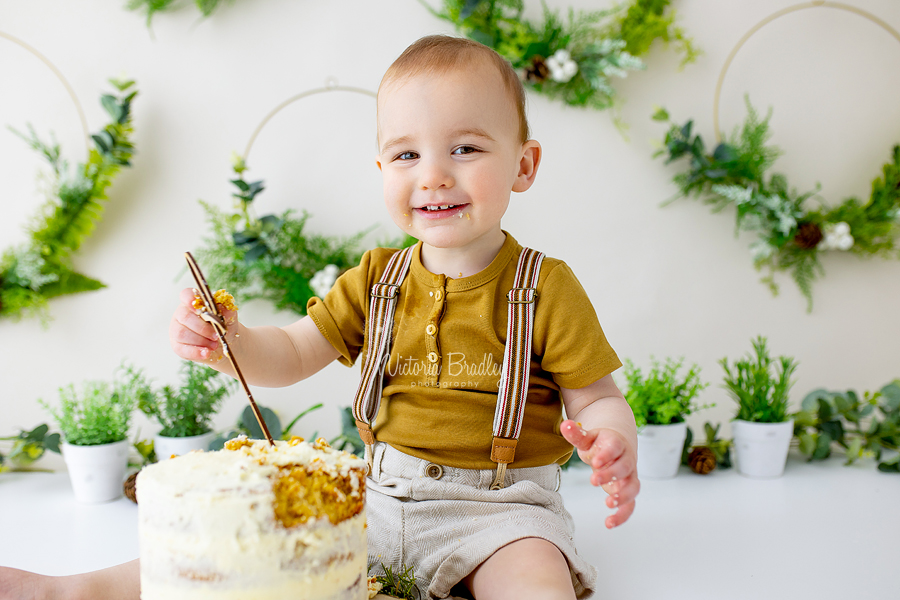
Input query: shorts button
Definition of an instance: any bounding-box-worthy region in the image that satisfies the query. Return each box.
[425,464,444,479]
[426,324,437,336]
[427,352,439,363]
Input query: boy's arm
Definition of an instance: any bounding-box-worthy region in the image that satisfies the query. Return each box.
[170,288,341,387]
[559,374,640,529]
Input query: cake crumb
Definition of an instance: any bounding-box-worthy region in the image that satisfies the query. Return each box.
[367,576,383,598]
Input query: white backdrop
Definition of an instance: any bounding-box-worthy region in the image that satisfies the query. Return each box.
[2,0,899,455]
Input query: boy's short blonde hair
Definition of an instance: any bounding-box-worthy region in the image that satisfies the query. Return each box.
[379,35,530,143]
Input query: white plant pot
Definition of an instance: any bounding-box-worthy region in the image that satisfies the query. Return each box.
[636,421,688,479]
[732,419,794,478]
[62,440,130,504]
[154,431,216,461]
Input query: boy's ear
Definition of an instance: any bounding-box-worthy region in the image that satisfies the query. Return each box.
[512,140,541,193]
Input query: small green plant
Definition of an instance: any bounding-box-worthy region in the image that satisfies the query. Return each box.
[681,422,732,470]
[41,365,152,446]
[139,361,236,437]
[721,336,797,423]
[622,357,708,428]
[793,380,900,471]
[0,423,61,472]
[369,562,418,600]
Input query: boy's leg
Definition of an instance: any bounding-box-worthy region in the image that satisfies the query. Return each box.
[0,560,140,600]
[463,537,577,600]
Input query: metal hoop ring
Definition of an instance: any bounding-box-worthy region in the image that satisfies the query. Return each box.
[0,31,90,158]
[242,82,377,161]
[712,1,900,142]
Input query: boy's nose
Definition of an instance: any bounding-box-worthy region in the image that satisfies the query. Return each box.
[419,159,454,190]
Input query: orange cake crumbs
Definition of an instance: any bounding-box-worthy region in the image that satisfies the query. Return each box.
[192,289,238,312]
[289,436,306,445]
[313,437,331,450]
[224,437,254,451]
[272,466,364,527]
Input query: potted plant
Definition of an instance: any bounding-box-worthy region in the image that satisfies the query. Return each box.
[721,336,798,478]
[139,361,236,460]
[623,357,708,478]
[41,366,151,502]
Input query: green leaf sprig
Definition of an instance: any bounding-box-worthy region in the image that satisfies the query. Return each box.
[126,0,230,26]
[138,361,237,438]
[41,364,152,446]
[0,424,61,472]
[721,336,797,424]
[195,156,414,316]
[423,0,697,114]
[793,381,900,471]
[623,357,709,428]
[1,79,138,323]
[653,98,900,311]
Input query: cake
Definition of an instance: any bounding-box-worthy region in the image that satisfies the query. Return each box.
[137,436,368,600]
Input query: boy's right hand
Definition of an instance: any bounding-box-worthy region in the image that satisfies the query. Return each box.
[169,287,238,362]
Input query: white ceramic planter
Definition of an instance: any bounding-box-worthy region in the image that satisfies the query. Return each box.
[636,421,688,479]
[154,431,216,461]
[62,440,130,503]
[732,419,794,478]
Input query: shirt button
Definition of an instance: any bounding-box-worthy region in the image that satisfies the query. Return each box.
[427,352,439,363]
[435,289,443,302]
[426,324,437,336]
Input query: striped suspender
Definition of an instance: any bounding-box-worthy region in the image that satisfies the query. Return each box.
[351,245,543,487]
[490,247,544,489]
[353,246,415,472]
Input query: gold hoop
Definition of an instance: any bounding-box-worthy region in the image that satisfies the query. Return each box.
[0,31,91,158]
[712,1,900,142]
[242,82,376,161]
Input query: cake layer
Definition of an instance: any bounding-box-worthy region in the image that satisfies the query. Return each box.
[138,437,367,600]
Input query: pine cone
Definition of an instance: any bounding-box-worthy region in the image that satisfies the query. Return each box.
[524,56,550,84]
[688,447,717,475]
[124,470,139,504]
[794,221,824,249]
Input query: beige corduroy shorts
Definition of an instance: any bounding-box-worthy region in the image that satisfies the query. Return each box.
[366,442,597,599]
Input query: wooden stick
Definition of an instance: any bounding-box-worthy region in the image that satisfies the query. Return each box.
[184,252,275,446]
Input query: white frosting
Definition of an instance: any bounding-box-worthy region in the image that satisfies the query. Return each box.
[137,438,367,600]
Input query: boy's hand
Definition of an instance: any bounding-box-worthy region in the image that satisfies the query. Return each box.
[561,419,639,529]
[169,287,238,362]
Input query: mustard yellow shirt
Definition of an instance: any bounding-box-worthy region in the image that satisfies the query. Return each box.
[307,233,621,469]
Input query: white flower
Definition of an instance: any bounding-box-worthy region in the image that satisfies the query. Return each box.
[818,222,854,251]
[309,264,340,298]
[547,49,578,83]
[750,240,775,262]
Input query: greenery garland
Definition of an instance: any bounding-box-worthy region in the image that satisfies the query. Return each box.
[0,79,138,323]
[195,154,414,316]
[653,98,900,311]
[126,0,229,25]
[422,0,698,113]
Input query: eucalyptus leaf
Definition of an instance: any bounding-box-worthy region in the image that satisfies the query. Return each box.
[241,405,282,441]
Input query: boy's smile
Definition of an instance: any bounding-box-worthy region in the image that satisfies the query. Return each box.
[376,59,540,276]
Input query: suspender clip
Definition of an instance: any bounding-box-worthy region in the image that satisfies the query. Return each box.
[506,287,537,304]
[371,283,401,299]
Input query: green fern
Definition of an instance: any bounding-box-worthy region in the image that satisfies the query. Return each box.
[0,81,137,323]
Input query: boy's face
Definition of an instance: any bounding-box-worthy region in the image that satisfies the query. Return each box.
[376,60,538,255]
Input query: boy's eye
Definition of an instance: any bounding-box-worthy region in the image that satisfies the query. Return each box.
[452,145,479,155]
[396,151,419,161]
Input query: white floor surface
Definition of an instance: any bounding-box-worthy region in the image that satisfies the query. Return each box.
[0,452,897,599]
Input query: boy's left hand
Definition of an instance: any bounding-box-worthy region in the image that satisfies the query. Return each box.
[561,420,639,529]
